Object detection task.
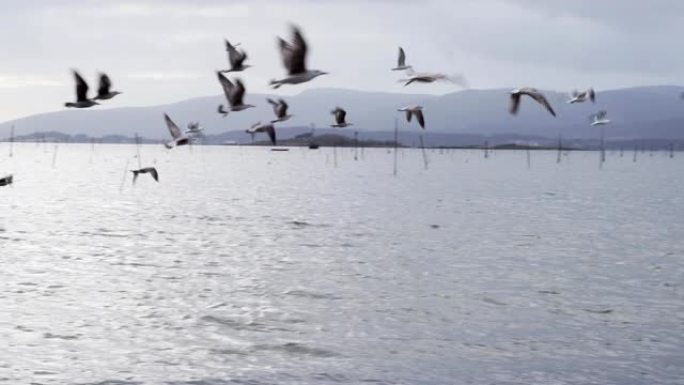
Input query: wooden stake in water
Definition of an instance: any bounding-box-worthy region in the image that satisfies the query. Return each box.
[556,135,562,164]
[52,142,59,169]
[620,147,624,158]
[354,131,359,161]
[135,133,142,169]
[333,145,338,168]
[483,140,489,159]
[393,118,398,176]
[599,127,606,169]
[670,142,675,158]
[633,145,638,163]
[526,141,531,169]
[419,134,429,170]
[9,125,14,158]
[119,159,130,193]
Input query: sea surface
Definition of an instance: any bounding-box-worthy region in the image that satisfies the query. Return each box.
[0,143,683,385]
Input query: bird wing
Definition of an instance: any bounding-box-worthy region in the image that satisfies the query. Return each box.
[526,91,556,117]
[231,79,246,105]
[73,70,89,102]
[588,88,596,103]
[405,109,412,122]
[415,109,425,129]
[216,72,234,102]
[225,39,245,68]
[336,108,346,124]
[265,124,276,145]
[97,73,111,97]
[279,26,307,75]
[164,113,183,139]
[397,47,406,67]
[509,93,522,115]
[149,168,159,182]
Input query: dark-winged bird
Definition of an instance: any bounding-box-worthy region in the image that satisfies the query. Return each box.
[94,73,122,100]
[398,105,425,129]
[270,25,327,89]
[65,70,99,108]
[267,98,293,123]
[163,113,190,149]
[220,40,250,73]
[217,73,254,116]
[392,47,412,72]
[330,107,352,128]
[246,122,276,145]
[509,88,556,117]
[131,167,159,184]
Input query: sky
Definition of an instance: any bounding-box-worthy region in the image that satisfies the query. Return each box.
[0,0,683,121]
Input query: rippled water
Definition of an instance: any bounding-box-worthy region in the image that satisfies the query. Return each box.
[0,143,683,384]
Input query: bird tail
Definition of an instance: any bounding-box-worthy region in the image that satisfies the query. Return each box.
[269,79,281,89]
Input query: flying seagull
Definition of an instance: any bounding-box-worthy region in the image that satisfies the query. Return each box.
[186,122,203,136]
[509,88,556,117]
[217,72,254,116]
[163,113,190,149]
[331,107,352,128]
[65,70,99,108]
[398,105,425,129]
[392,47,412,72]
[270,25,328,89]
[94,73,122,100]
[131,167,159,184]
[402,71,467,87]
[267,98,293,123]
[590,110,611,126]
[220,39,250,73]
[567,88,595,104]
[246,122,276,145]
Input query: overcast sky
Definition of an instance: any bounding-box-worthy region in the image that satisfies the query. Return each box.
[0,0,683,121]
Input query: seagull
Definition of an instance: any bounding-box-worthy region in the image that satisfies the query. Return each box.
[217,72,254,116]
[131,167,159,184]
[163,113,190,149]
[402,71,467,87]
[220,39,250,73]
[94,73,122,100]
[270,25,328,89]
[591,110,611,126]
[65,70,99,108]
[267,98,293,123]
[509,88,556,117]
[567,88,595,104]
[398,105,425,129]
[186,122,203,136]
[392,47,412,72]
[246,122,276,145]
[331,107,352,128]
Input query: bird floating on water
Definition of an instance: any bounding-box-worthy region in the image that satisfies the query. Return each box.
[220,40,250,73]
[267,98,293,123]
[567,88,595,104]
[217,73,254,116]
[392,47,412,72]
[163,113,191,149]
[94,73,122,101]
[398,105,425,129]
[270,25,327,89]
[331,107,352,128]
[246,122,276,145]
[591,110,611,126]
[509,88,556,117]
[131,167,159,184]
[65,70,99,108]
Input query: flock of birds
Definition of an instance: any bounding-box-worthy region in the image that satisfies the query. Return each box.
[17,24,618,185]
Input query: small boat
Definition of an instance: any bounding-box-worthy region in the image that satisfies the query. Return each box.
[270,148,290,152]
[0,174,13,187]
[308,142,320,150]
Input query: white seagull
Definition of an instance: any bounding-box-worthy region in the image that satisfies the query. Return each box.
[163,113,191,149]
[270,25,328,89]
[398,105,425,129]
[65,70,99,108]
[567,88,595,104]
[402,71,467,87]
[246,122,277,145]
[94,73,122,101]
[509,88,556,117]
[331,107,352,128]
[392,47,412,72]
[220,40,250,73]
[591,110,611,126]
[267,98,293,123]
[217,72,254,116]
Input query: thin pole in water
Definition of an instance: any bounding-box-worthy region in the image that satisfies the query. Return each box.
[633,145,638,162]
[670,142,675,158]
[135,133,142,169]
[333,144,338,168]
[9,125,14,158]
[599,127,605,169]
[420,134,429,170]
[354,131,358,161]
[393,117,398,176]
[52,142,58,169]
[526,141,531,169]
[556,135,562,164]
[484,140,489,159]
[119,159,130,193]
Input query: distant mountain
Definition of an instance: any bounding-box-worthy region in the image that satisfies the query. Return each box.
[2,86,684,142]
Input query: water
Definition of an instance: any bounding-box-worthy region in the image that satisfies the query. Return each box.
[1,144,683,384]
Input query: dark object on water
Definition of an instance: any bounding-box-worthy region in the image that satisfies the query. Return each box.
[0,174,13,187]
[131,167,159,184]
[271,148,289,152]
[308,142,319,149]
